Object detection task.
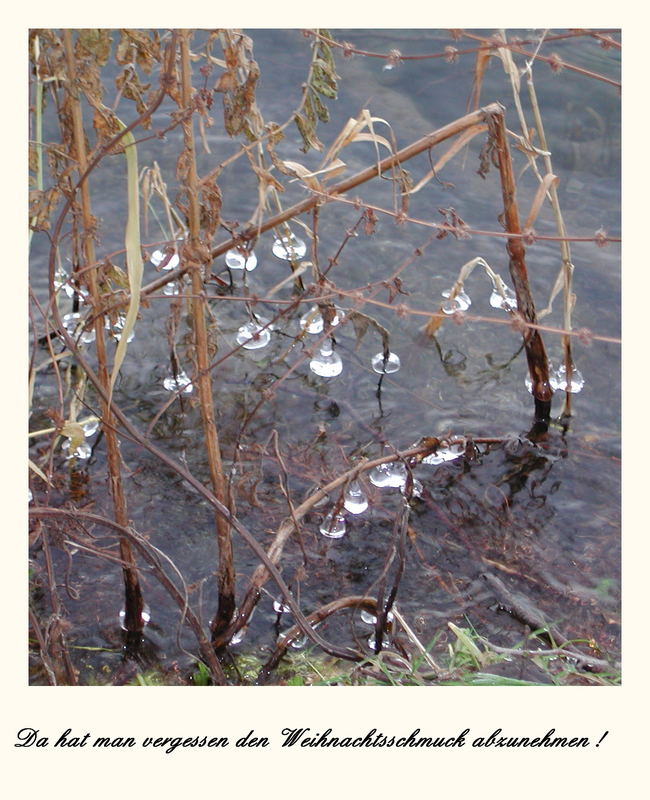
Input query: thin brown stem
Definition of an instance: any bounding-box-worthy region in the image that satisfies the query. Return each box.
[61,30,145,633]
[178,30,236,641]
[488,105,553,421]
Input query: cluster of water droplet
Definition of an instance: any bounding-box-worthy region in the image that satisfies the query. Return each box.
[525,362,585,394]
[61,417,100,462]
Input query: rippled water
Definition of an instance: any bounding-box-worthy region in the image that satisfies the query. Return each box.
[29,29,620,683]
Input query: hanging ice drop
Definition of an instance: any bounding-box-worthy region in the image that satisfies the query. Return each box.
[442,288,471,311]
[300,306,341,334]
[150,249,180,270]
[163,369,193,394]
[550,364,585,393]
[319,511,346,539]
[368,461,407,488]
[344,480,369,514]
[489,286,517,311]
[61,438,92,461]
[236,320,271,350]
[272,233,307,261]
[225,248,258,271]
[309,339,343,377]
[371,351,401,374]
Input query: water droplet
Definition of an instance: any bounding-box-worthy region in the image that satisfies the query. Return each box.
[82,418,99,437]
[382,63,394,71]
[319,511,346,539]
[61,438,92,460]
[62,312,81,332]
[289,634,308,650]
[344,480,369,514]
[368,634,391,650]
[489,286,517,311]
[550,364,585,393]
[309,340,343,377]
[273,598,291,614]
[360,609,394,626]
[272,234,307,261]
[300,307,324,334]
[368,461,407,488]
[119,604,151,631]
[55,268,87,300]
[163,281,180,296]
[236,321,271,350]
[422,441,464,465]
[54,266,71,296]
[442,298,460,315]
[111,314,134,342]
[371,351,401,374]
[163,370,193,394]
[28,488,33,503]
[442,288,471,311]
[400,478,423,498]
[151,250,180,270]
[300,306,341,334]
[230,627,246,645]
[225,248,257,271]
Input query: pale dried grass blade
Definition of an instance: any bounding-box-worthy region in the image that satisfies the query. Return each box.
[409,124,486,195]
[495,32,521,92]
[470,47,492,110]
[523,172,559,231]
[29,459,52,485]
[110,124,143,395]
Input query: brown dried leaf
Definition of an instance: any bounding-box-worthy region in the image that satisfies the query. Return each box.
[29,187,61,231]
[76,29,112,66]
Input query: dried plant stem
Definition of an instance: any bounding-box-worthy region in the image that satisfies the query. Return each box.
[179,31,236,641]
[526,72,575,417]
[210,103,503,260]
[489,106,552,421]
[61,30,145,634]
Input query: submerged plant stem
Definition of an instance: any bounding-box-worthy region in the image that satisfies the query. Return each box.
[179,31,236,641]
[61,30,145,635]
[489,105,552,421]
